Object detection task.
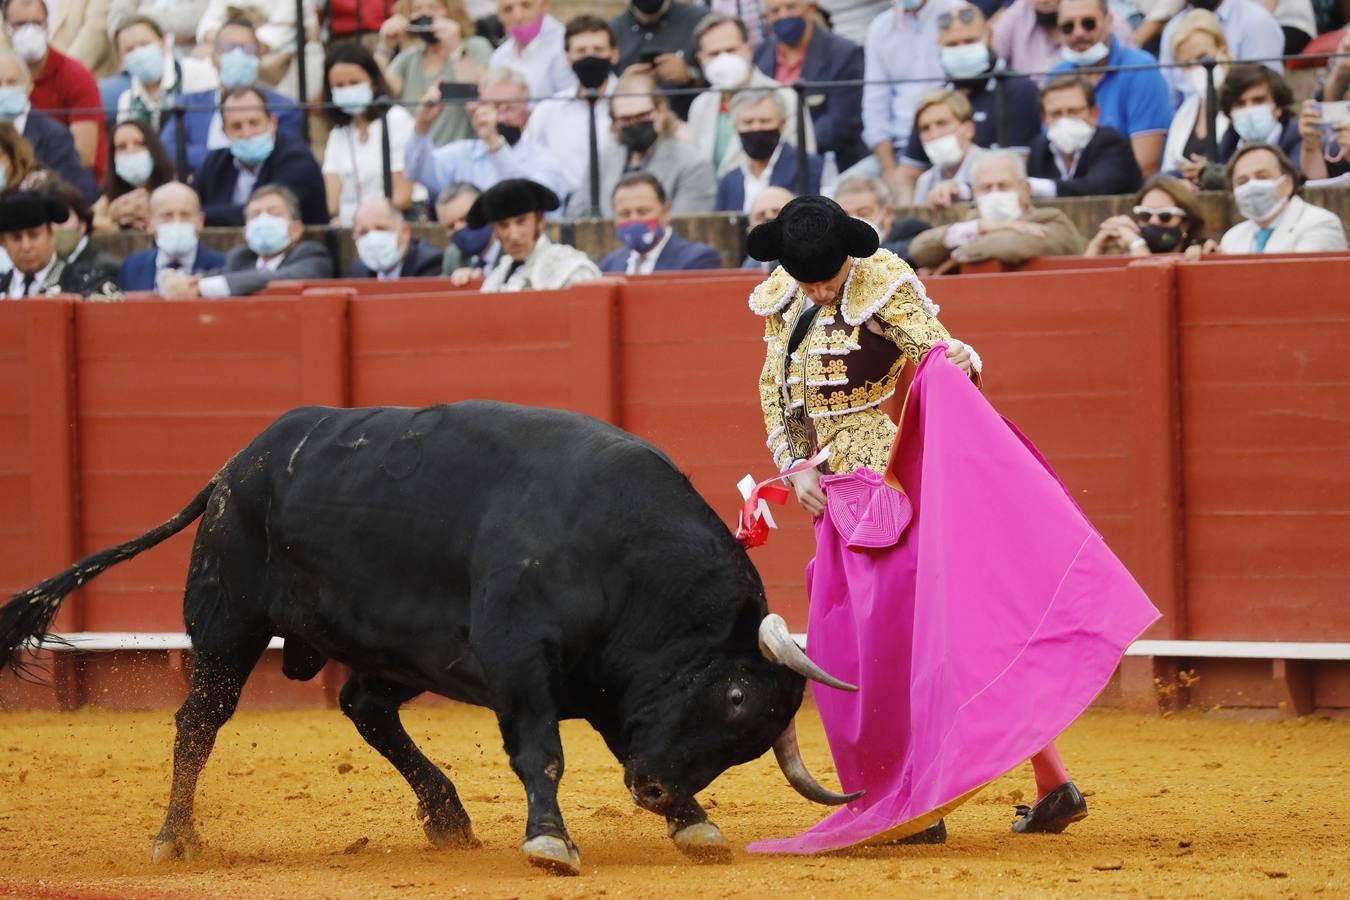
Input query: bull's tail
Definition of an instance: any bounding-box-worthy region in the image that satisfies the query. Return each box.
[0,477,220,677]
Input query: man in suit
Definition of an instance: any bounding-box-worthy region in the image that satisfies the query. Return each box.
[715,88,822,212]
[753,0,866,170]
[160,16,303,173]
[158,184,333,298]
[599,172,722,274]
[349,196,443,279]
[193,86,327,227]
[0,49,98,200]
[118,182,227,293]
[0,190,74,296]
[1218,144,1347,254]
[1026,75,1142,198]
[44,178,120,297]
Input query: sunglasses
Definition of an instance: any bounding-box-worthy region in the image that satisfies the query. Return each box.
[1058,16,1098,34]
[1133,206,1188,225]
[937,7,979,29]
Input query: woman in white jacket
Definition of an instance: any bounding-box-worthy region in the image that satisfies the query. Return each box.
[1161,10,1230,183]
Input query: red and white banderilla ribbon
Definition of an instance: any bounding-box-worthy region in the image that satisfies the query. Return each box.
[734,445,831,549]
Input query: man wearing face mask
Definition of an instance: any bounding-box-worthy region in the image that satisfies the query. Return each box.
[1026,75,1142,198]
[45,179,122,296]
[489,0,575,101]
[689,13,814,178]
[111,15,217,132]
[835,173,931,263]
[599,171,722,273]
[1215,65,1301,166]
[990,0,1136,81]
[469,177,600,292]
[0,49,96,200]
[118,182,226,293]
[908,150,1085,270]
[715,89,822,211]
[1050,0,1172,178]
[349,197,443,279]
[521,16,620,194]
[909,88,987,209]
[436,181,499,276]
[753,0,866,171]
[610,0,709,122]
[1218,143,1345,254]
[193,86,328,227]
[406,68,572,204]
[159,185,333,298]
[161,17,304,173]
[1155,0,1283,104]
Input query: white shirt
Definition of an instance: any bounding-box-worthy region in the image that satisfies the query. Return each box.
[321,105,425,226]
[487,15,576,103]
[521,76,617,194]
[6,255,57,298]
[231,159,261,206]
[626,227,674,275]
[739,143,783,213]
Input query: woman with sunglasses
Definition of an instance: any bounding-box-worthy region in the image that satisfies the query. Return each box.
[1085,175,1210,257]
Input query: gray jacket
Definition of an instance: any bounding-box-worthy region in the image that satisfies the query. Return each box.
[218,240,334,296]
[566,136,716,218]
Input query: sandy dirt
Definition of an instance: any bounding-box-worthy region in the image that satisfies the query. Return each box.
[0,703,1346,898]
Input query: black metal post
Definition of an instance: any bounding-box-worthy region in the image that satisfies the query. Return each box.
[295,0,311,143]
[794,83,809,196]
[586,88,601,217]
[379,99,393,198]
[173,102,188,181]
[994,71,1009,150]
[1202,58,1219,162]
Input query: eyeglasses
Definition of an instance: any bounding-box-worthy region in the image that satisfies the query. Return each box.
[937,7,979,29]
[217,41,260,55]
[1058,16,1098,34]
[1133,206,1188,225]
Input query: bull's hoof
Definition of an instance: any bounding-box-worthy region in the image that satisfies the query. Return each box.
[418,803,481,849]
[150,830,201,864]
[522,835,581,876]
[671,822,732,863]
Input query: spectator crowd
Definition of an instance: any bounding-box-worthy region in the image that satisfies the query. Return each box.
[1,0,1347,298]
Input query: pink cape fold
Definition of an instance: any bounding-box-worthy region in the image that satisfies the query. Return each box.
[747,346,1161,855]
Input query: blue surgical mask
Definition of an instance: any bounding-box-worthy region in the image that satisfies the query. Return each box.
[771,15,807,45]
[452,223,492,257]
[1061,41,1110,66]
[219,48,260,89]
[355,229,404,273]
[244,212,292,257]
[0,86,30,121]
[114,149,155,186]
[332,81,374,116]
[229,130,275,166]
[154,221,199,259]
[899,0,925,10]
[616,218,663,253]
[940,43,990,81]
[1231,104,1276,143]
[125,42,166,84]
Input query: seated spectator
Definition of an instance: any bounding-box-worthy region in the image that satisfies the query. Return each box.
[379,0,492,147]
[321,44,420,227]
[1218,143,1347,253]
[1162,10,1231,184]
[834,174,931,264]
[0,190,118,297]
[611,0,708,121]
[45,180,122,296]
[194,87,328,227]
[741,184,793,270]
[691,13,813,179]
[118,181,226,292]
[3,0,105,185]
[909,88,987,209]
[908,150,1086,270]
[600,172,722,273]
[161,16,305,173]
[405,68,572,205]
[1298,30,1350,182]
[0,120,51,194]
[893,3,1042,204]
[92,120,176,232]
[194,0,324,101]
[111,15,217,132]
[107,0,213,56]
[715,88,823,212]
[991,0,1135,84]
[1052,0,1172,177]
[42,0,114,76]
[755,0,866,170]
[489,0,575,101]
[350,197,444,278]
[568,72,716,217]
[160,185,333,298]
[467,178,600,291]
[435,181,497,274]
[523,15,620,206]
[1215,66,1301,169]
[0,49,97,200]
[1085,174,1209,256]
[1155,0,1283,103]
[1027,75,1143,197]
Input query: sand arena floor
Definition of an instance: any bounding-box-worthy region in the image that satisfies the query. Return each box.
[0,703,1346,898]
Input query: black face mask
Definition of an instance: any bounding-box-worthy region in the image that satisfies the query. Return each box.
[739,128,780,161]
[572,55,611,91]
[619,120,658,154]
[631,0,666,16]
[1034,9,1058,26]
[410,15,438,43]
[1141,223,1185,253]
[497,123,522,146]
[1190,0,1220,10]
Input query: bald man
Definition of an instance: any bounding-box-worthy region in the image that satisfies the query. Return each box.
[740,186,795,271]
[348,197,444,279]
[117,182,227,293]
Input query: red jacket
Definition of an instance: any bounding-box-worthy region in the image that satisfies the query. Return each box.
[325,0,395,35]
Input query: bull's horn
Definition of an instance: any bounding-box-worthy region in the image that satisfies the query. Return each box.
[773,720,864,805]
[758,613,858,692]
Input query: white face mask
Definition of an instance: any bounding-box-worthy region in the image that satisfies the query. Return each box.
[1046,116,1095,156]
[703,51,751,91]
[922,132,965,170]
[1061,41,1108,66]
[9,23,48,63]
[976,190,1022,222]
[1233,175,1288,223]
[1183,64,1224,97]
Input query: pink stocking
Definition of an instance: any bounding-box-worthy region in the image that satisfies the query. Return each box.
[1030,743,1070,802]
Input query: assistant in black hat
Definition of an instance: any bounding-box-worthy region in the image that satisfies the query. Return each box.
[0,190,71,299]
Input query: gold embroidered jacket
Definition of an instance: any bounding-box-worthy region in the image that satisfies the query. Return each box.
[753,250,951,475]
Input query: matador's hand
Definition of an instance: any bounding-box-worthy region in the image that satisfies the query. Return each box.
[945,339,974,374]
[789,466,827,518]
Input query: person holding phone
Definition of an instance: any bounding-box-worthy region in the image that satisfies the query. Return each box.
[382,0,492,146]
[610,0,708,120]
[1297,31,1350,182]
[489,0,575,102]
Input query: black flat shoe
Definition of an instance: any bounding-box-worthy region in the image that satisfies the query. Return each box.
[878,819,947,845]
[1010,782,1087,834]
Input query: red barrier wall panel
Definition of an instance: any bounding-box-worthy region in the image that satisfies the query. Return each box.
[1178,257,1350,640]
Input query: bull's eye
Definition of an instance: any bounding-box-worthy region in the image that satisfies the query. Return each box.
[728,686,745,708]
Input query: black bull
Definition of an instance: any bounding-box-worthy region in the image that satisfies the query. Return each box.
[1,402,858,875]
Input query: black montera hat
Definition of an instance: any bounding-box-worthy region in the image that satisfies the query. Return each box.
[746,194,879,284]
[466,178,561,229]
[0,191,69,234]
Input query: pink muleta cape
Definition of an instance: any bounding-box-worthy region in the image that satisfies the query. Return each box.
[747,345,1161,855]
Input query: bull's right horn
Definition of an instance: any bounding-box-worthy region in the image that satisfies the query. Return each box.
[758,613,858,692]
[773,720,864,805]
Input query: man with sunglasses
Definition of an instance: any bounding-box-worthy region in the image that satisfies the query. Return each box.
[1049,0,1172,177]
[990,0,1136,83]
[1026,74,1142,197]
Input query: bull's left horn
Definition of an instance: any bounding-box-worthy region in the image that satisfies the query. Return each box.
[758,614,858,692]
[773,720,863,805]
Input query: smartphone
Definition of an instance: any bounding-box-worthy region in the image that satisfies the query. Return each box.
[439,81,478,102]
[1321,100,1350,125]
[637,47,664,65]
